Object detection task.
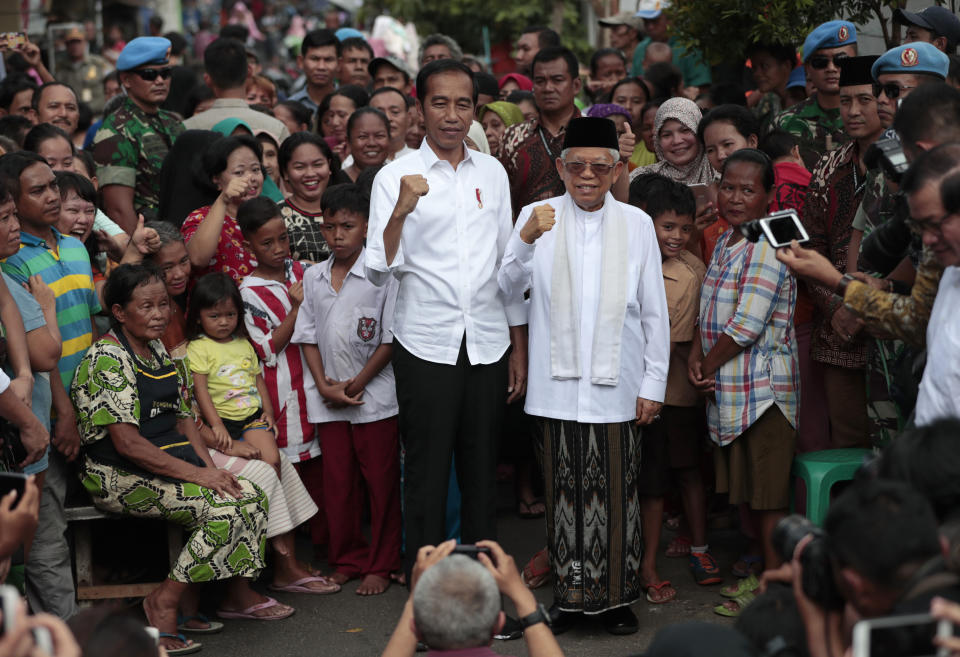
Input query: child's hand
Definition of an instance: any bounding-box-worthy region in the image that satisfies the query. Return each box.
[24,275,55,312]
[229,441,261,460]
[344,379,364,399]
[261,411,276,434]
[212,424,232,452]
[288,281,304,307]
[320,378,364,408]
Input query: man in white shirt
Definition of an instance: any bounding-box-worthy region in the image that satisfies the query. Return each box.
[898,141,960,426]
[499,116,670,635]
[366,60,528,588]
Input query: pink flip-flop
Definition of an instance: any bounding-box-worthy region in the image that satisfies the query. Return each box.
[216,596,295,621]
[268,576,341,595]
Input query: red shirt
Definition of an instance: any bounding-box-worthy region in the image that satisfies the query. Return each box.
[181,205,257,283]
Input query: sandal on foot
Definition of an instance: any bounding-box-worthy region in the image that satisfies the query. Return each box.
[216,597,295,621]
[665,535,692,558]
[522,548,551,589]
[517,499,545,519]
[268,576,340,595]
[731,554,764,578]
[177,614,224,634]
[159,633,202,655]
[713,590,756,617]
[644,580,677,604]
[720,573,760,599]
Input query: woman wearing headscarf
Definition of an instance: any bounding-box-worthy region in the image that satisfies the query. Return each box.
[631,97,716,185]
[212,118,284,203]
[478,101,524,158]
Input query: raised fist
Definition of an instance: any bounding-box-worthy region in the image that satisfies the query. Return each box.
[520,203,556,244]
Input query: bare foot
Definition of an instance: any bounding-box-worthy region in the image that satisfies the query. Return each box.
[329,571,354,586]
[389,571,406,586]
[356,574,390,596]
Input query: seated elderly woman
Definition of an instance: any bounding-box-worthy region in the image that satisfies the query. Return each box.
[71,264,294,655]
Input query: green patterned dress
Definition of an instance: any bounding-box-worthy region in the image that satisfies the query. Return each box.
[71,332,268,583]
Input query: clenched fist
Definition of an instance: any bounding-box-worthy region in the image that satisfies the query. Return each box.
[395,174,429,217]
[520,204,556,244]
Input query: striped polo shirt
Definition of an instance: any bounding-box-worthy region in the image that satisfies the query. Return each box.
[1,228,101,389]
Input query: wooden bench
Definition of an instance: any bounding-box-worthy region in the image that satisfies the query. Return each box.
[65,505,183,603]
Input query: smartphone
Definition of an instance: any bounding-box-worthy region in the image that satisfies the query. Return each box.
[852,613,952,657]
[0,472,27,509]
[0,33,26,49]
[452,544,492,560]
[688,183,712,212]
[32,627,52,653]
[0,584,21,637]
[758,210,810,247]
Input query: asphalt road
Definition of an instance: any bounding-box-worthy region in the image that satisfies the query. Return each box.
[183,500,743,657]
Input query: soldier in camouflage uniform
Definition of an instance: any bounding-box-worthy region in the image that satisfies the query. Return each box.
[92,37,183,231]
[773,21,857,167]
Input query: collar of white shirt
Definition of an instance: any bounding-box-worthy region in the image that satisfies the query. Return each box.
[320,247,367,284]
[417,138,474,172]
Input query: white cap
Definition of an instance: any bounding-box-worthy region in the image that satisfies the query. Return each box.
[635,0,669,20]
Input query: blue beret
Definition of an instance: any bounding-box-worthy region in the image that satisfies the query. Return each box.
[116,37,171,72]
[871,42,949,81]
[802,20,857,61]
[335,27,365,41]
[786,65,806,89]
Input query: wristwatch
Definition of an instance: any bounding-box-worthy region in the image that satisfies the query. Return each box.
[834,273,856,297]
[520,603,552,629]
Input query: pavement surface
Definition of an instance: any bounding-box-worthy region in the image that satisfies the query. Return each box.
[181,495,745,657]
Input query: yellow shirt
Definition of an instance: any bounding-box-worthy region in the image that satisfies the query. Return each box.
[186,335,262,421]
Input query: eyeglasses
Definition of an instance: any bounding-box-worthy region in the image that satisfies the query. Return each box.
[563,160,615,176]
[808,54,849,70]
[130,67,174,81]
[872,82,916,100]
[906,211,955,237]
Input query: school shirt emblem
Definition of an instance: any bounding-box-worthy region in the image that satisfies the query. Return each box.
[357,317,377,341]
[901,47,919,67]
[837,25,849,42]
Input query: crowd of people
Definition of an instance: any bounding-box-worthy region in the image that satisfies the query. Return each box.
[4,0,960,655]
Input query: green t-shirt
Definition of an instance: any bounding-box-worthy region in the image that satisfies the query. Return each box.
[631,36,712,87]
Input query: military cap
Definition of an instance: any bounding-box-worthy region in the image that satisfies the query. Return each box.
[116,37,171,72]
[802,20,857,61]
[871,42,949,80]
[335,27,365,41]
[786,65,806,89]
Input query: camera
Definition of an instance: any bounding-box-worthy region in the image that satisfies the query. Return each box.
[863,137,910,185]
[772,515,845,610]
[859,194,916,277]
[739,210,810,247]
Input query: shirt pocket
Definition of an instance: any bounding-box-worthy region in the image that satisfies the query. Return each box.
[345,305,380,370]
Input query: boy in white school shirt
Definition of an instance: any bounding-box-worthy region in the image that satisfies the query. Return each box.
[292,183,401,596]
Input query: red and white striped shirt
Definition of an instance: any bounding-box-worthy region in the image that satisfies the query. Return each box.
[240,260,321,463]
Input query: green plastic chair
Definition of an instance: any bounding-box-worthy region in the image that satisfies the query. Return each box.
[790,448,874,526]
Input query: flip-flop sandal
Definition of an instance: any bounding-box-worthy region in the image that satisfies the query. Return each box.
[159,632,202,655]
[731,555,764,578]
[177,613,224,634]
[665,535,692,558]
[644,580,677,604]
[713,590,756,617]
[517,500,545,519]
[720,573,760,599]
[269,575,341,595]
[522,548,551,589]
[664,514,682,531]
[216,596,296,621]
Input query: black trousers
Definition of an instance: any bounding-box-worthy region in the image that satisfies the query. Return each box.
[394,338,507,576]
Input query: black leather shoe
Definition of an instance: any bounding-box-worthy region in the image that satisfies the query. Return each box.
[493,615,523,641]
[548,603,580,635]
[600,606,638,635]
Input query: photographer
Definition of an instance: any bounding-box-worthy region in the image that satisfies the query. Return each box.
[787,480,959,657]
[381,540,564,657]
[777,83,960,350]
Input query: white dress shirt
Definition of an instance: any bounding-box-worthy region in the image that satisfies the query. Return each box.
[366,140,527,366]
[915,265,960,426]
[292,248,399,424]
[499,194,670,423]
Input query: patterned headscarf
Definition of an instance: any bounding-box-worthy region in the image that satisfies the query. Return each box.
[647,97,716,184]
[586,103,632,121]
[479,101,525,127]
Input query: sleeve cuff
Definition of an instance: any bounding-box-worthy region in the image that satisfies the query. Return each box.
[96,165,136,188]
[508,232,536,263]
[505,299,529,326]
[638,377,667,404]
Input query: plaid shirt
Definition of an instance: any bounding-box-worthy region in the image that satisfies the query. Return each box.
[699,231,799,446]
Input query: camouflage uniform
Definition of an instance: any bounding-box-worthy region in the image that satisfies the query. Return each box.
[754,92,783,137]
[92,96,184,222]
[773,94,847,169]
[55,54,112,114]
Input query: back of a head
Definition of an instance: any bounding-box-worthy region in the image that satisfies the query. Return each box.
[645,62,683,98]
[641,621,754,657]
[70,609,158,657]
[204,38,248,90]
[901,141,960,205]
[825,479,941,591]
[760,130,799,161]
[894,82,960,151]
[875,418,960,523]
[412,554,500,651]
[158,129,223,227]
[0,115,36,148]
[219,24,248,42]
[736,583,810,657]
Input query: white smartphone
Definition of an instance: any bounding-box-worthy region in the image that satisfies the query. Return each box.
[0,584,21,636]
[758,210,810,247]
[852,613,952,657]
